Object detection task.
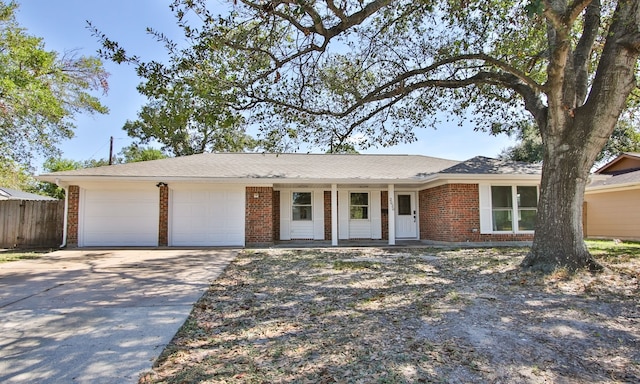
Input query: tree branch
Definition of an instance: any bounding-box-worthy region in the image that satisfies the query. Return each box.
[574,0,601,106]
[360,54,543,105]
[326,0,393,38]
[567,0,595,24]
[326,0,349,22]
[583,0,640,122]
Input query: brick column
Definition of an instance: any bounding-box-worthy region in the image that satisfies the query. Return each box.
[245,187,274,246]
[324,191,332,240]
[272,190,280,241]
[158,184,169,246]
[67,185,80,247]
[381,190,389,240]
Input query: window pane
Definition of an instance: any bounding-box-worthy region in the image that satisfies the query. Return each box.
[398,195,411,215]
[492,210,513,231]
[518,209,537,231]
[517,186,538,208]
[350,206,369,220]
[292,192,312,205]
[293,206,312,221]
[350,192,368,206]
[491,186,512,208]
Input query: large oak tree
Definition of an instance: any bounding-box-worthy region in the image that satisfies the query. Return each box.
[109,0,639,271]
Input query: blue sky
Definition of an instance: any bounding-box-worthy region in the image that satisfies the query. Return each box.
[15,0,516,164]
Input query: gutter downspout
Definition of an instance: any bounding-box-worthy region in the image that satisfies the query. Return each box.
[56,179,68,248]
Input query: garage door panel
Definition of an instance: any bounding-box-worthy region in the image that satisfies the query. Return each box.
[170,187,244,246]
[81,188,158,247]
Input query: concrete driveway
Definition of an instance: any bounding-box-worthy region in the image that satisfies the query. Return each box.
[0,248,238,384]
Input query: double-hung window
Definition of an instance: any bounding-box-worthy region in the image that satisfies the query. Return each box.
[350,192,369,220]
[292,192,312,221]
[490,186,538,232]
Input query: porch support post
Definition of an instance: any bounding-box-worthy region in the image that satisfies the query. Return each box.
[388,184,396,245]
[331,184,338,246]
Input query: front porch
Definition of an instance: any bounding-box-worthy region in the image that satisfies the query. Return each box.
[274,184,419,246]
[262,239,534,249]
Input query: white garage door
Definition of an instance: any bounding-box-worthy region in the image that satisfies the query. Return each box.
[170,186,245,246]
[80,187,159,246]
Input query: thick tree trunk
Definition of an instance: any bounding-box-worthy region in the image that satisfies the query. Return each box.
[521,0,640,273]
[521,129,602,272]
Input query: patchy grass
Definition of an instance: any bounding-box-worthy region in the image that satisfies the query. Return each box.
[586,239,640,263]
[140,247,639,384]
[0,249,52,263]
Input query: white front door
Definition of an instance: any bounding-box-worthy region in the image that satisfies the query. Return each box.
[395,192,417,238]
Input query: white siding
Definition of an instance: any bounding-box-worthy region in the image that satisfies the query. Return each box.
[338,190,349,239]
[280,189,325,240]
[280,191,292,240]
[478,183,493,234]
[313,191,325,240]
[370,190,382,239]
[349,220,372,238]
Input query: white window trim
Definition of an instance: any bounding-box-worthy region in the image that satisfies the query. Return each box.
[479,184,538,234]
[291,191,313,221]
[349,191,370,221]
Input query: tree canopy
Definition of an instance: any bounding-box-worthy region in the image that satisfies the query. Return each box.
[90,14,257,156]
[501,120,640,164]
[0,1,109,168]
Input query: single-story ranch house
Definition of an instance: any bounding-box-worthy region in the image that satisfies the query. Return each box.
[38,153,545,248]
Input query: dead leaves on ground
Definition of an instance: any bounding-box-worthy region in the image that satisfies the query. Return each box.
[142,248,639,384]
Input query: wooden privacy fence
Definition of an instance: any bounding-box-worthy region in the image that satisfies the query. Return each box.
[0,200,64,248]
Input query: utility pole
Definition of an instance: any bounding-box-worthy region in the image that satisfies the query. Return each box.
[109,136,114,165]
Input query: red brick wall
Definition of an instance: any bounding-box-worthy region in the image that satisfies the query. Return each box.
[67,185,80,247]
[245,187,274,246]
[158,185,169,246]
[273,191,280,241]
[420,184,533,242]
[381,191,389,240]
[324,191,332,240]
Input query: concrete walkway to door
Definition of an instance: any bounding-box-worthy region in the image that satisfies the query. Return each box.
[0,248,238,384]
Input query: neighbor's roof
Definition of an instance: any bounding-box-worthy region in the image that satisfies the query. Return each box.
[587,168,640,190]
[0,187,57,200]
[37,153,540,183]
[595,152,640,174]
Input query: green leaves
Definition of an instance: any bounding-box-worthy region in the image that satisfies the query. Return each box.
[93,6,257,155]
[0,1,109,168]
[524,0,544,17]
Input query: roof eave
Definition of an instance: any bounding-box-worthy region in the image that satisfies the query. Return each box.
[585,181,640,194]
[38,172,542,187]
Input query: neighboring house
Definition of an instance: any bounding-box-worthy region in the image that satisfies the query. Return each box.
[584,153,640,241]
[37,153,542,248]
[0,187,57,201]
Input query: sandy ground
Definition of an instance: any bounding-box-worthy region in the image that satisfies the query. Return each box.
[140,247,639,383]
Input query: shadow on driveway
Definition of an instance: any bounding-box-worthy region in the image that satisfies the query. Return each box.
[0,248,238,384]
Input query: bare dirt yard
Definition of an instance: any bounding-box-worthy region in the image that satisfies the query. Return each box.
[140,244,639,383]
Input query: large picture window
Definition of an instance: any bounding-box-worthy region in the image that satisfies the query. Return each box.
[292,192,312,221]
[350,192,369,220]
[491,186,538,232]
